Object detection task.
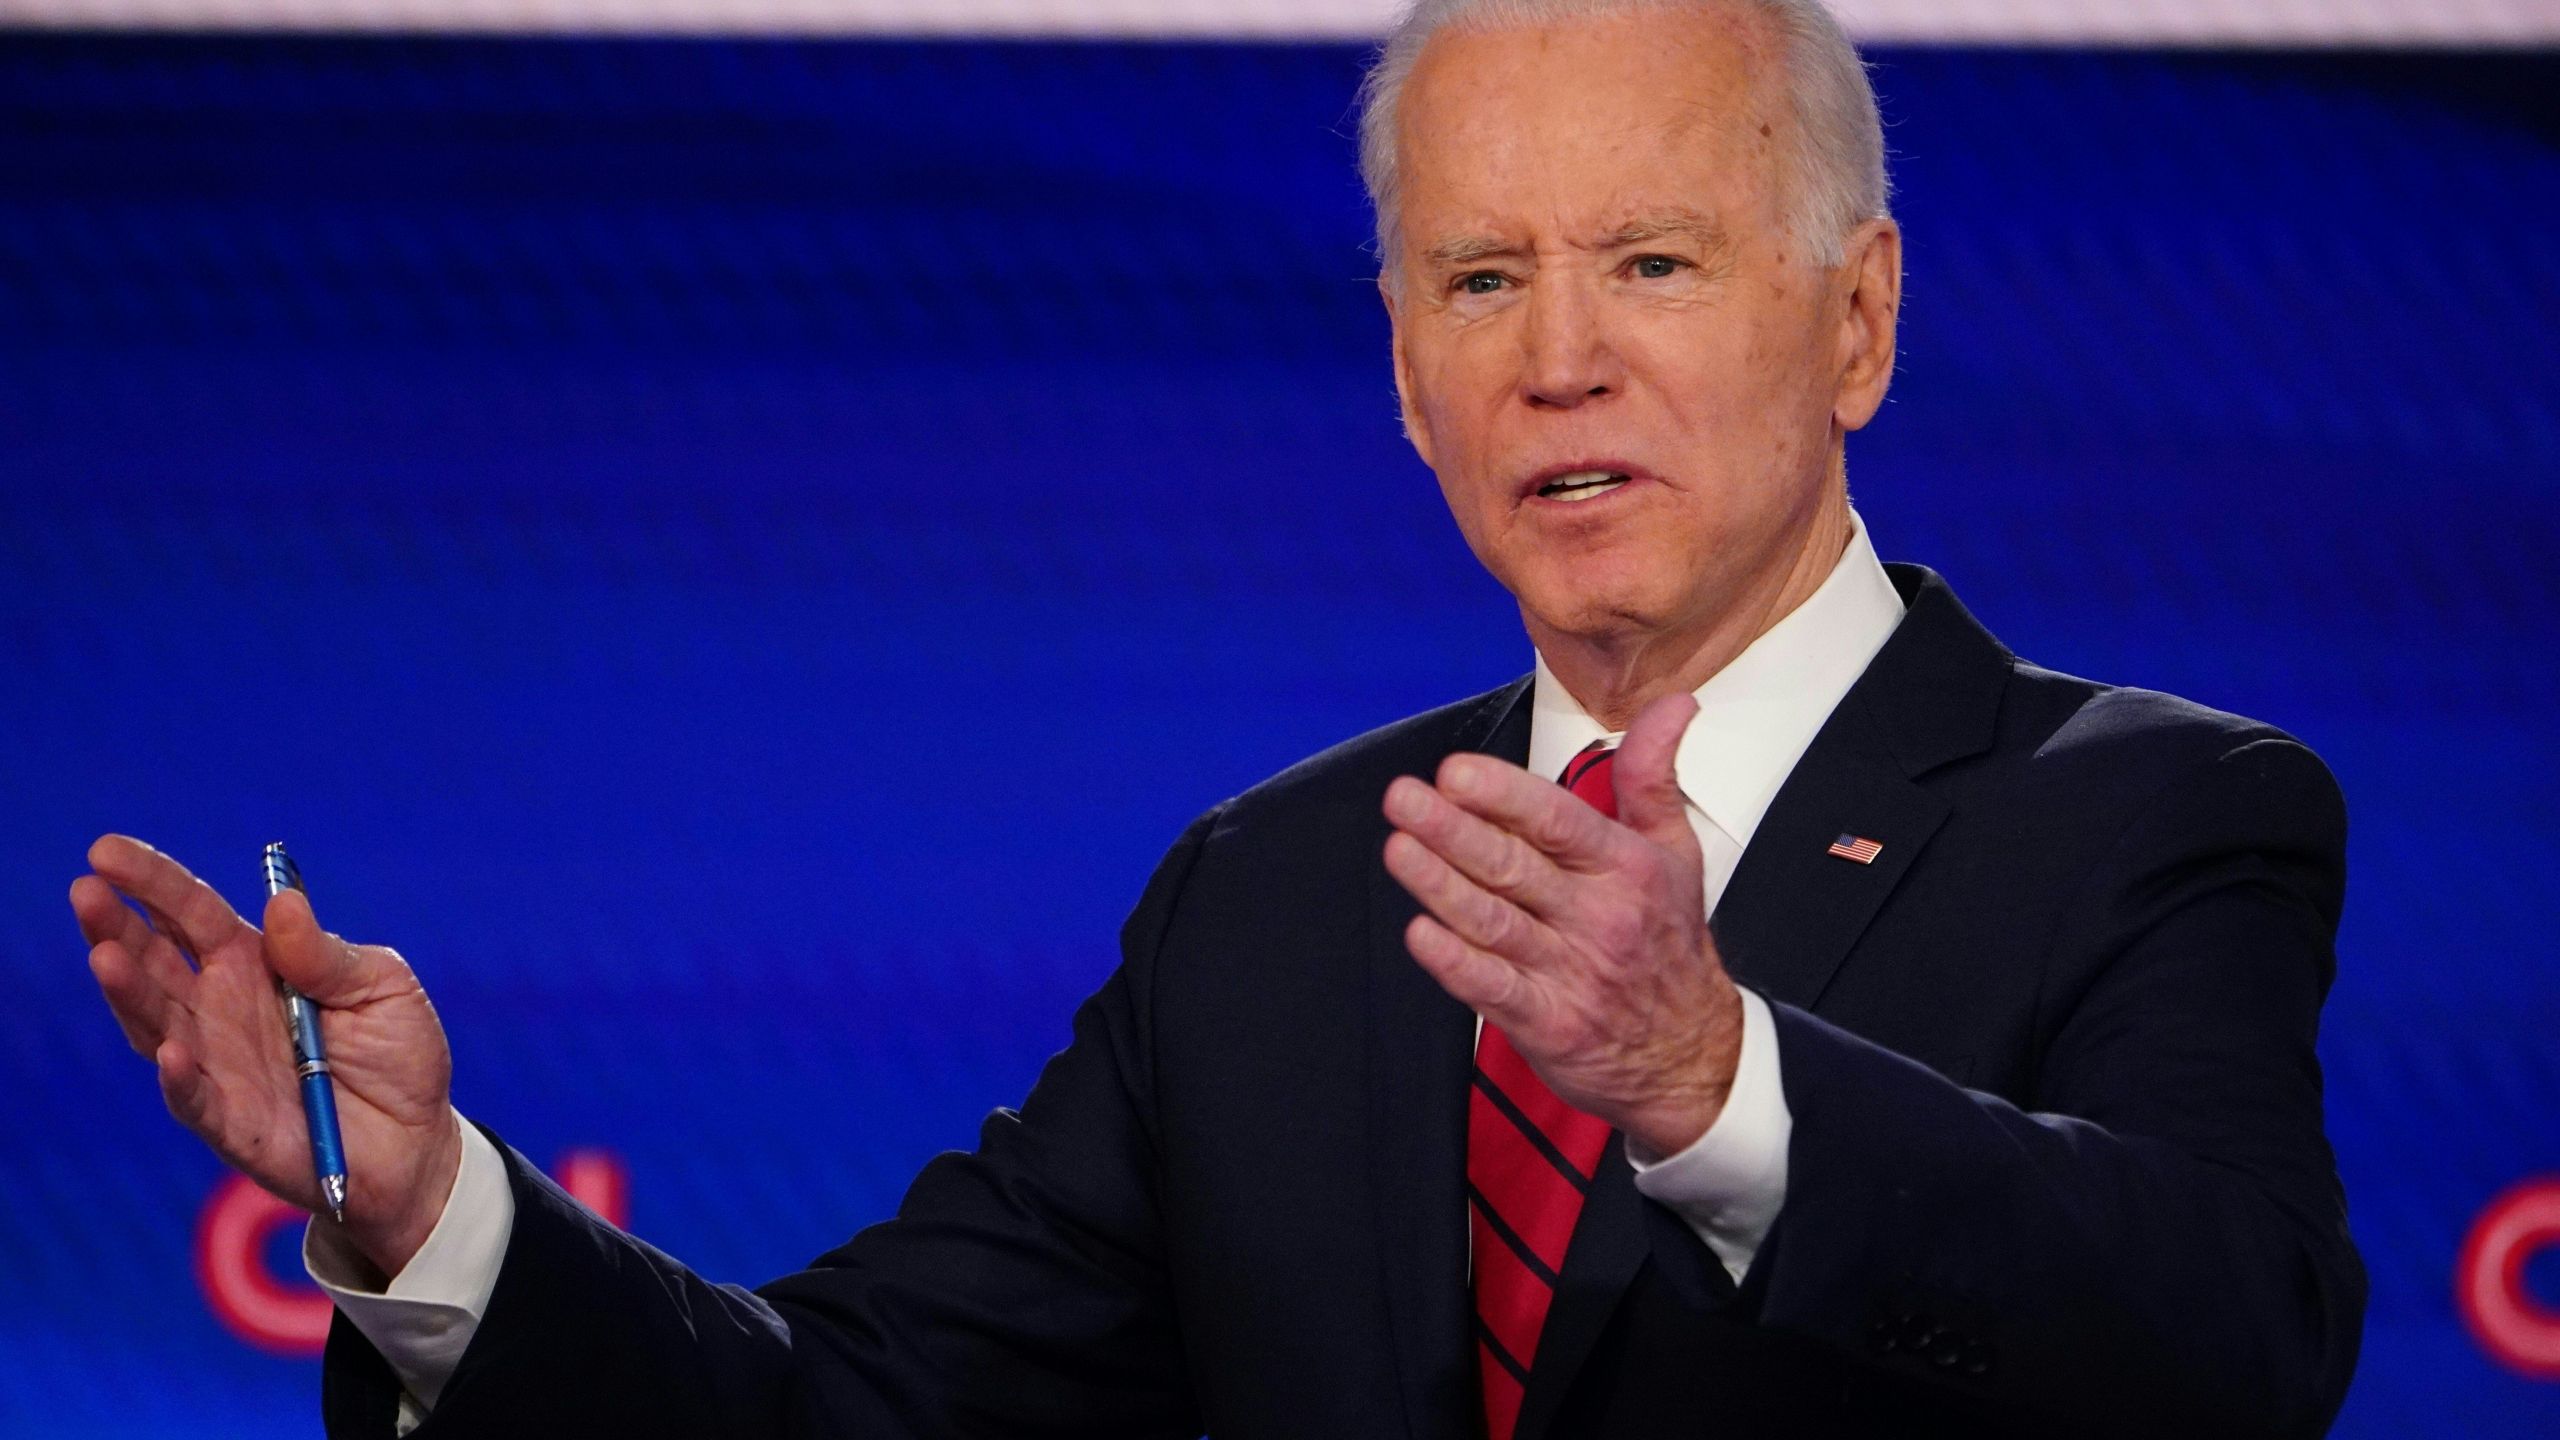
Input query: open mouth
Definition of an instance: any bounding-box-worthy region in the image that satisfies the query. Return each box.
[1535,469,1633,503]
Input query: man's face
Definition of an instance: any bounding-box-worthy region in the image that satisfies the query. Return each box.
[1383,8,1888,649]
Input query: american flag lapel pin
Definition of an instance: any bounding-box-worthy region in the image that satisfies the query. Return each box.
[1826,833,1884,865]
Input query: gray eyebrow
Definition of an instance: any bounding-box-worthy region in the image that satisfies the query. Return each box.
[1421,234,1517,267]
[1418,210,1728,269]
[1601,209,1728,250]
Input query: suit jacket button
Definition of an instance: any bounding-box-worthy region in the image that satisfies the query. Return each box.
[1960,1340,1996,1376]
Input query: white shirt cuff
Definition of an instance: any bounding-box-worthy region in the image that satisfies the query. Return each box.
[304,1113,515,1414]
[1627,987,1792,1285]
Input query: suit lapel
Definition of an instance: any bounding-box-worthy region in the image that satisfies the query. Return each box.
[1517,566,2012,1433]
[1710,754,1948,1010]
[1712,565,2008,1010]
[1370,679,1534,1440]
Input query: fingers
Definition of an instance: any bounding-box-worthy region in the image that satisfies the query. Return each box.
[1424,753,1624,870]
[263,888,410,1007]
[154,1034,214,1134]
[71,873,200,1014]
[86,835,252,968]
[1382,774,1571,915]
[1382,829,1566,973]
[1403,913,1540,1030]
[1612,693,1701,852]
[89,939,171,1056]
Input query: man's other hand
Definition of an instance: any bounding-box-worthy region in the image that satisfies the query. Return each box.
[1381,694,1744,1159]
[72,835,462,1278]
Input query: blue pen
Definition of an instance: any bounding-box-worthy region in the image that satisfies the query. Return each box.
[262,843,349,1223]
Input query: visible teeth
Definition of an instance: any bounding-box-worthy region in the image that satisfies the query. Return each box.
[1540,470,1631,501]
[1554,480,1625,501]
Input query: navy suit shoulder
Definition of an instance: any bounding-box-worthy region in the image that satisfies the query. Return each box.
[1937,654,2352,993]
[2004,660,2346,883]
[1208,679,1529,838]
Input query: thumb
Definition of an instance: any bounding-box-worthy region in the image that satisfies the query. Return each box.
[1613,692,1701,852]
[261,888,386,1006]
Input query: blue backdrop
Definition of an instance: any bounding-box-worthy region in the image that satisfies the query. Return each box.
[1,33,2555,1436]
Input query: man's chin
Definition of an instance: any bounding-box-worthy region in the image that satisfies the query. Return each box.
[1514,587,1680,651]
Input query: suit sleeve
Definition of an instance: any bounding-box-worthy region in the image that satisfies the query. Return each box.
[1745,735,2366,1438]
[323,809,1222,1440]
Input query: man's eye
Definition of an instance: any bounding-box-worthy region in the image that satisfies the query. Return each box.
[1455,272,1507,296]
[1630,255,1685,279]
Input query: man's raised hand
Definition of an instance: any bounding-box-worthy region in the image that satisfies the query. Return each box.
[72,835,462,1278]
[1380,693,1744,1159]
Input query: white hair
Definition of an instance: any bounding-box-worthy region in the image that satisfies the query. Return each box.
[1356,0,1890,276]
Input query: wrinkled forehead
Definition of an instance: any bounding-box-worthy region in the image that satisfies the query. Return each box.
[1391,10,1788,249]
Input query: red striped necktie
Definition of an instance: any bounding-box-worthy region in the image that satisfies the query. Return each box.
[1467,742,1621,1440]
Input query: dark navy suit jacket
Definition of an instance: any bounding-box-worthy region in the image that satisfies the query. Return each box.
[323,566,2366,1438]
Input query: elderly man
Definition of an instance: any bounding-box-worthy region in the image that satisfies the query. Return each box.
[73,0,2364,1436]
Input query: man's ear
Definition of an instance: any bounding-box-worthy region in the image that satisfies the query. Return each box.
[1380,270,1438,469]
[1831,217,1902,433]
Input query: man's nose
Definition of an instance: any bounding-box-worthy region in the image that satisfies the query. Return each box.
[1519,274,1623,410]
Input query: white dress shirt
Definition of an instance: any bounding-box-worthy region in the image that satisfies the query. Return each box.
[307,509,1907,1430]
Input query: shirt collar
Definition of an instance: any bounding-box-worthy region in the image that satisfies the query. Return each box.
[1527,509,1907,850]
